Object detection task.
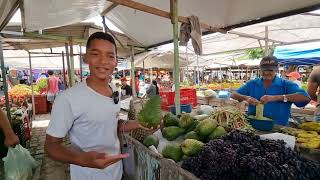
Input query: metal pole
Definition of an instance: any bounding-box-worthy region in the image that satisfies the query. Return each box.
[265,26,269,56]
[130,47,136,97]
[186,46,188,74]
[171,0,180,115]
[69,37,76,86]
[28,52,35,118]
[0,39,11,120]
[61,51,67,89]
[196,55,200,87]
[142,60,145,83]
[79,45,83,82]
[65,43,72,87]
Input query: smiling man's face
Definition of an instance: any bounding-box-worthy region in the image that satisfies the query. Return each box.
[84,39,117,81]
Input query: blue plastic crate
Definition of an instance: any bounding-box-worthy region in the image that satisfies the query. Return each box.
[169,104,192,115]
[217,90,231,99]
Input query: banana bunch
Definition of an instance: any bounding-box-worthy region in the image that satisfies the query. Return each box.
[281,126,320,149]
[299,121,320,133]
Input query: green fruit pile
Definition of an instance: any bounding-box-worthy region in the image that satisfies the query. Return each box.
[138,95,162,128]
[141,112,228,163]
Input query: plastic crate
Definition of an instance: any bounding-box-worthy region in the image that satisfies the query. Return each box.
[169,104,192,115]
[160,89,197,110]
[34,95,48,114]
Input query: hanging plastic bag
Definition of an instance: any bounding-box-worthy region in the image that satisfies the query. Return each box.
[2,144,38,180]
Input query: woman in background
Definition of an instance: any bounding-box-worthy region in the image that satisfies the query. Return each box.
[146,80,159,98]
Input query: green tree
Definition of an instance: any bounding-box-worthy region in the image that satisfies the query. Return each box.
[245,48,265,59]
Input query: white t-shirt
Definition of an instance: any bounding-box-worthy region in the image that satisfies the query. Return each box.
[46,82,122,180]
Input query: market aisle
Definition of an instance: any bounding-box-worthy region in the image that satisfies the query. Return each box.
[30,114,70,180]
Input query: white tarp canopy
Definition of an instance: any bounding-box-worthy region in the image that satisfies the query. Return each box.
[22,0,320,48]
[139,11,320,68]
[0,0,18,30]
[134,50,189,69]
[2,47,83,69]
[201,12,320,55]
[131,48,261,69]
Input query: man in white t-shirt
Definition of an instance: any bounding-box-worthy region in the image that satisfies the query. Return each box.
[45,32,149,180]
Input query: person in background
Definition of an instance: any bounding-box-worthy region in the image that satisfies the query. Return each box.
[287,71,301,87]
[130,73,139,96]
[146,80,159,98]
[231,56,310,126]
[307,66,320,121]
[120,77,133,99]
[0,109,19,147]
[47,70,59,103]
[57,73,65,92]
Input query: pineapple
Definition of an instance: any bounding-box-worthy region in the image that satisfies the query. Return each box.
[128,99,136,120]
[129,99,150,142]
[131,128,151,142]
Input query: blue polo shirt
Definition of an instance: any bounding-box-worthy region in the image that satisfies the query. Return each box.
[237,76,310,126]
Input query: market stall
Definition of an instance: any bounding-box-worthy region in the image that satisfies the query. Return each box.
[1,0,320,179]
[122,97,320,180]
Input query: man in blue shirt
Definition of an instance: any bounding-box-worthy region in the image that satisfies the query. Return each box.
[231,56,310,126]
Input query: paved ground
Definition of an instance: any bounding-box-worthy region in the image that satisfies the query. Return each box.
[31,114,70,180]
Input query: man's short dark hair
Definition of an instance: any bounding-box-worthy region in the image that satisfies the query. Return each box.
[47,70,54,75]
[86,32,117,54]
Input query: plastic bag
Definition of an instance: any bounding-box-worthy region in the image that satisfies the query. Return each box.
[197,105,214,115]
[2,144,38,180]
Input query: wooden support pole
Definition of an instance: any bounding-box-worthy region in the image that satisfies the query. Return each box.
[101,3,118,15]
[28,52,35,118]
[0,40,11,120]
[265,26,269,56]
[79,45,83,82]
[69,37,76,86]
[65,43,72,88]
[61,51,67,89]
[130,46,136,96]
[171,0,181,115]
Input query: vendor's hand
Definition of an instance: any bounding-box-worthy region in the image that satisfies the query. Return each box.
[78,151,129,169]
[245,96,260,106]
[4,133,20,147]
[260,95,277,104]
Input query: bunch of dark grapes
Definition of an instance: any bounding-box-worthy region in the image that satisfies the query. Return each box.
[182,130,320,180]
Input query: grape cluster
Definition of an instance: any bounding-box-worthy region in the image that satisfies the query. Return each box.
[182,130,320,180]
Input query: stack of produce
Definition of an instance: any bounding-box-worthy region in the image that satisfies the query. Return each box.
[0,84,36,107]
[182,130,320,180]
[34,78,48,93]
[143,112,227,162]
[1,107,24,125]
[209,106,254,131]
[280,122,320,149]
[201,82,242,90]
[203,89,217,98]
[8,84,34,97]
[132,95,162,142]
